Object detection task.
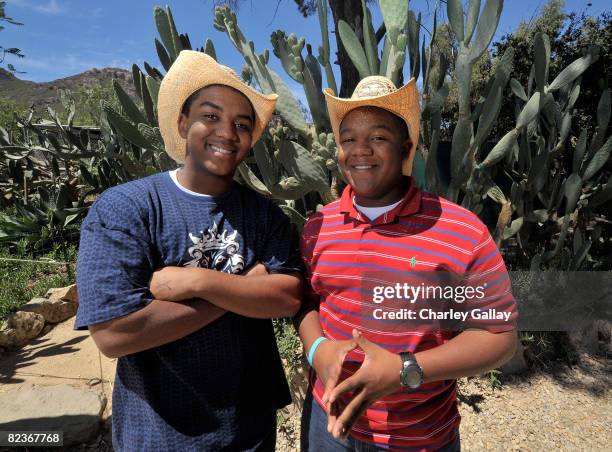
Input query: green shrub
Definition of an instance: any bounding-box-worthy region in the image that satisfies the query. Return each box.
[0,241,76,319]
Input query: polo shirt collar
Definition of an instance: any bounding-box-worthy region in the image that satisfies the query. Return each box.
[339,176,422,225]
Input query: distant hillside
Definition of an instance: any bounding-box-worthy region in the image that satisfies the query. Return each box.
[0,67,135,111]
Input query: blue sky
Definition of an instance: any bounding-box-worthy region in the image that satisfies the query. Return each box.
[2,0,608,92]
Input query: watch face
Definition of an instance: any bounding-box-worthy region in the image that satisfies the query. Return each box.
[406,368,422,388]
[400,353,422,389]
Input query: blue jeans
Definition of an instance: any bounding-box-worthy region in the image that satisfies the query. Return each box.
[300,391,460,452]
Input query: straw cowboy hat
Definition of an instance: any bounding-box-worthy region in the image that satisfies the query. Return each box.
[324,76,420,175]
[158,50,278,163]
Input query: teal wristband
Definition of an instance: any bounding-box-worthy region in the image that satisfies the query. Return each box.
[307,336,328,366]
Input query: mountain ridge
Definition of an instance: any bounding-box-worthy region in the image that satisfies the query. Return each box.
[0,67,135,110]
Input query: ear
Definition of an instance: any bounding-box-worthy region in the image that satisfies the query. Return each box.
[401,136,413,160]
[178,113,189,140]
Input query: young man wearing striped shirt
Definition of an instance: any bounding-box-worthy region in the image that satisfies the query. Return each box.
[296,76,518,451]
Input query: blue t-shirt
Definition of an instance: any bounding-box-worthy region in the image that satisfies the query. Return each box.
[75,172,301,451]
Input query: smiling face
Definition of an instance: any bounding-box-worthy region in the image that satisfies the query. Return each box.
[178,84,254,179]
[337,107,412,207]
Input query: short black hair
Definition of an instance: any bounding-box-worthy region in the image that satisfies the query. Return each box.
[180,84,255,120]
[181,87,205,116]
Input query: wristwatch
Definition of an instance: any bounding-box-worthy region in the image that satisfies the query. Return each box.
[399,352,424,389]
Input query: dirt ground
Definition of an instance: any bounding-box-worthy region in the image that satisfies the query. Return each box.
[275,354,611,451]
[1,321,610,451]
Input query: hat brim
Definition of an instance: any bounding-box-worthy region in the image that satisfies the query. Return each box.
[324,77,420,175]
[158,51,278,163]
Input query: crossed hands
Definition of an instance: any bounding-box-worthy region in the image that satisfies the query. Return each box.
[150,268,404,440]
[149,263,269,301]
[312,329,403,440]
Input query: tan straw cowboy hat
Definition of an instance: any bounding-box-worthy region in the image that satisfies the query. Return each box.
[158,50,278,163]
[324,76,420,175]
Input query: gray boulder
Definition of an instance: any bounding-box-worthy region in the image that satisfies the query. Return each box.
[45,284,78,304]
[0,384,107,447]
[0,311,45,348]
[21,297,77,323]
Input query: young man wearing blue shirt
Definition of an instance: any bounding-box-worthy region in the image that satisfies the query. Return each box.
[75,51,302,451]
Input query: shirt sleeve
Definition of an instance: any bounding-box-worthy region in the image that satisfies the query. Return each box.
[259,201,303,275]
[463,228,518,333]
[300,213,323,281]
[74,190,156,330]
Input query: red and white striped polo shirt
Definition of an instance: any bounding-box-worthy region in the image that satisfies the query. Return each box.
[301,178,517,451]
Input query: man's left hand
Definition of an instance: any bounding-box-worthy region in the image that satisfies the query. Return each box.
[150,267,197,301]
[324,329,404,440]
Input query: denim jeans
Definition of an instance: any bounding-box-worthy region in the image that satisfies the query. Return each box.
[300,391,460,452]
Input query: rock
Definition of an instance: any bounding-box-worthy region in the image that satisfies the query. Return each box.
[0,384,106,447]
[46,284,78,304]
[41,323,54,336]
[0,311,45,348]
[21,297,77,323]
[501,342,528,375]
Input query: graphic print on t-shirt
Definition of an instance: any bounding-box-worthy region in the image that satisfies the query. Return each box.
[184,221,245,273]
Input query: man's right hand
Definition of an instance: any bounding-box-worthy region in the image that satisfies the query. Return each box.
[310,339,357,433]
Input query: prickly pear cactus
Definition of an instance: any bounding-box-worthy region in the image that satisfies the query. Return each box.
[97,1,610,267]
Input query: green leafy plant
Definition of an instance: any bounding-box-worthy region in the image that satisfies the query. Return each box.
[486,368,503,389]
[0,0,609,272]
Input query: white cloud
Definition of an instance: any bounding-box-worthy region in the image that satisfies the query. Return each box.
[107,58,133,69]
[17,55,92,74]
[7,0,63,15]
[15,53,133,82]
[12,58,54,71]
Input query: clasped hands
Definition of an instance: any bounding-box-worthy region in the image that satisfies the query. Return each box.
[312,329,404,440]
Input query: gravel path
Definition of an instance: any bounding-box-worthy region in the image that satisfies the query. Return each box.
[277,354,611,451]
